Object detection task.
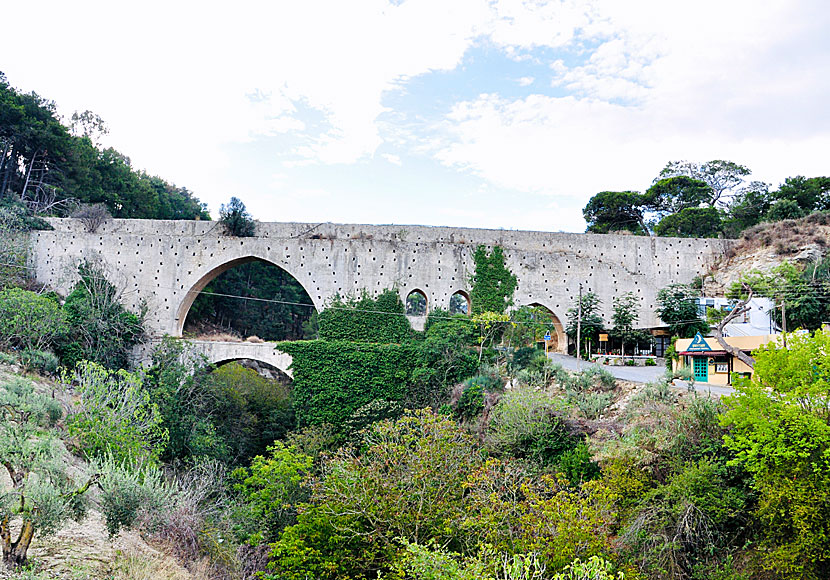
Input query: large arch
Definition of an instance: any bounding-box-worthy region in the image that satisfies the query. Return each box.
[174,255,318,337]
[525,302,566,354]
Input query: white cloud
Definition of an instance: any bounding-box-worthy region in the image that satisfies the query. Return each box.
[518,76,535,86]
[381,153,402,166]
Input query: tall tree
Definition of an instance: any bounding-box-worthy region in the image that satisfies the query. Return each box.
[643,176,713,215]
[610,292,640,359]
[583,191,648,235]
[566,291,603,354]
[659,160,751,207]
[655,283,708,338]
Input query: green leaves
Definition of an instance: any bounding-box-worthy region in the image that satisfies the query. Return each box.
[470,245,518,315]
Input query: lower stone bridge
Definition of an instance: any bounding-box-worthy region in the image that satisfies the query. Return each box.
[133,339,294,377]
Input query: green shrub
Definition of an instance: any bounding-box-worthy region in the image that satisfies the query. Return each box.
[58,262,144,369]
[486,387,578,467]
[19,349,60,376]
[558,440,601,485]
[645,358,657,366]
[455,382,485,420]
[567,390,613,420]
[0,288,67,351]
[511,346,538,371]
[96,457,174,537]
[566,366,616,391]
[65,361,167,464]
[0,351,18,365]
[219,196,256,237]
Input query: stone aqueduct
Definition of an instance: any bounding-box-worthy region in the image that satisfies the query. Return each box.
[30,219,731,373]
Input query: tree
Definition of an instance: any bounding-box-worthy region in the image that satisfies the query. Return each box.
[722,181,771,236]
[654,207,722,238]
[469,245,517,315]
[58,261,145,369]
[655,284,708,338]
[643,176,712,216]
[566,292,604,355]
[721,330,830,578]
[582,191,647,235]
[610,292,640,359]
[64,361,168,465]
[772,175,830,213]
[765,199,806,221]
[1,378,93,567]
[219,196,256,237]
[658,160,751,207]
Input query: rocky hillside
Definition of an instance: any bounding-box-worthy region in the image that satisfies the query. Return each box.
[703,211,830,295]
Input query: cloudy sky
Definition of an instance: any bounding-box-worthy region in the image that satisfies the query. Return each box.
[3,0,829,232]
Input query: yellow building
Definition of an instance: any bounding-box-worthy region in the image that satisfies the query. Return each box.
[673,333,781,385]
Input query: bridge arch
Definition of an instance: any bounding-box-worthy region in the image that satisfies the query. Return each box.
[187,339,294,378]
[174,254,319,337]
[524,302,566,353]
[405,288,428,316]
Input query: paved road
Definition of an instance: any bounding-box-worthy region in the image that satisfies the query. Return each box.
[547,353,734,395]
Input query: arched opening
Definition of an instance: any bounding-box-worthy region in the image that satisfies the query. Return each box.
[449,291,471,315]
[526,303,565,353]
[178,257,317,340]
[211,358,293,385]
[405,289,427,316]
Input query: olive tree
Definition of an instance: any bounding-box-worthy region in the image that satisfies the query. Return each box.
[0,378,93,567]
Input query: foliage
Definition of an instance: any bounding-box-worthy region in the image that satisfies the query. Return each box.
[144,339,293,465]
[658,160,751,208]
[318,289,412,343]
[96,456,174,538]
[64,361,167,465]
[583,191,648,235]
[18,349,60,376]
[0,378,91,566]
[58,262,145,369]
[456,381,485,420]
[278,340,417,427]
[643,176,713,216]
[470,245,518,315]
[721,330,830,578]
[654,207,722,238]
[231,441,313,544]
[765,198,805,221]
[566,292,604,354]
[0,74,209,219]
[0,205,31,289]
[265,410,487,579]
[71,202,111,233]
[485,387,578,468]
[503,306,559,350]
[771,175,830,214]
[655,284,708,338]
[219,196,256,237]
[609,292,644,358]
[209,361,294,462]
[473,311,511,363]
[730,261,828,331]
[0,288,67,351]
[552,556,627,580]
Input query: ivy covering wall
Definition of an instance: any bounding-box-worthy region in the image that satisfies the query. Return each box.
[317,289,412,343]
[278,340,418,426]
[469,245,518,315]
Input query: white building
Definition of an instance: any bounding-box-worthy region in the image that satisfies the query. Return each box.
[697,297,776,337]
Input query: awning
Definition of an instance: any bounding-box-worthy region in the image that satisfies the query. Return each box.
[678,350,728,356]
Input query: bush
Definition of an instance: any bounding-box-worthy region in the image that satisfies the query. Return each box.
[96,457,174,537]
[58,262,145,369]
[65,361,167,464]
[455,381,485,420]
[486,387,578,467]
[0,288,67,351]
[19,349,60,376]
[645,358,657,366]
[568,390,613,420]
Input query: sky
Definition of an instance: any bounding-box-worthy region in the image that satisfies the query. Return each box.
[3,0,829,232]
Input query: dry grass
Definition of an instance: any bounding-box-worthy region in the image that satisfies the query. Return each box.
[736,211,830,255]
[113,552,192,580]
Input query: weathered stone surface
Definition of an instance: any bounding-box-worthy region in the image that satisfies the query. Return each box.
[31,219,733,357]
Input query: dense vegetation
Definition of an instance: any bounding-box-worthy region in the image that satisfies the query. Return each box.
[0,73,208,220]
[583,159,830,238]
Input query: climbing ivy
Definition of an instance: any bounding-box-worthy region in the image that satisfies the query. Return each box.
[469,245,518,315]
[277,340,419,426]
[318,289,411,343]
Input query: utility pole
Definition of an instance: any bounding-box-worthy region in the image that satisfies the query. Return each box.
[781,298,787,349]
[576,283,583,370]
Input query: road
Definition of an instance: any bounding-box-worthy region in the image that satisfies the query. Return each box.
[546,353,734,395]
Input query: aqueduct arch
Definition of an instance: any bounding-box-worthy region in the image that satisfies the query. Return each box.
[175,255,318,337]
[525,302,566,352]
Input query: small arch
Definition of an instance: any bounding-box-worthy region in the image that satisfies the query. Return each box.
[405,289,427,316]
[449,291,471,315]
[526,302,566,354]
